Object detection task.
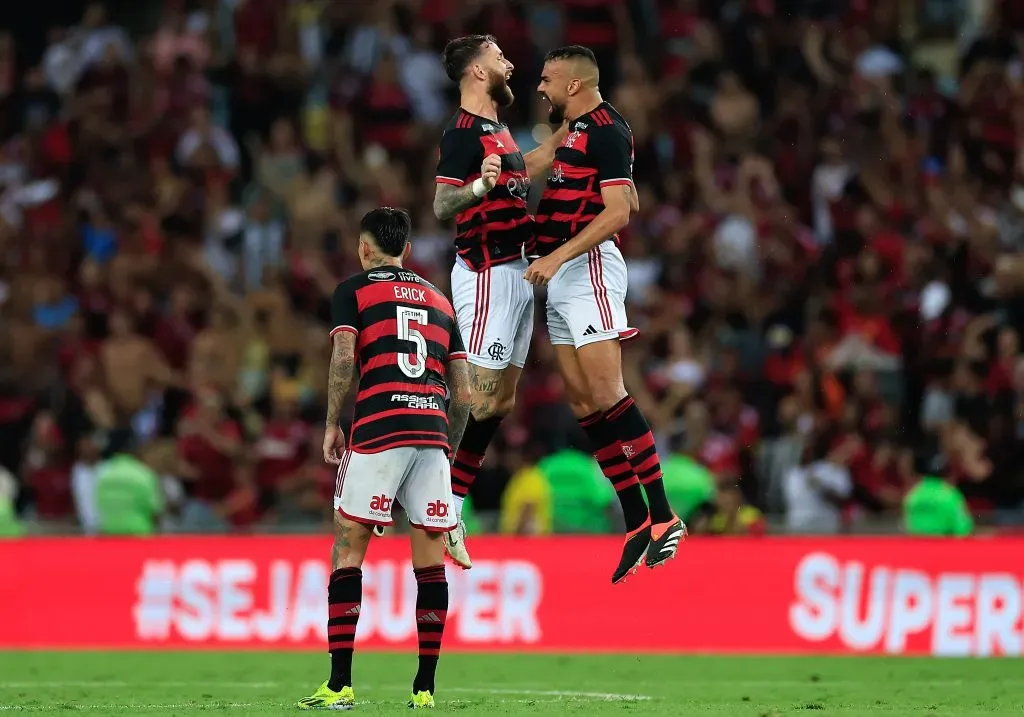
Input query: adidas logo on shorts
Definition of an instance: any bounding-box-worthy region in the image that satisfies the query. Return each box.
[583,325,599,336]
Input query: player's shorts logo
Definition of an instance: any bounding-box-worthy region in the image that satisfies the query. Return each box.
[369,493,393,513]
[487,340,506,362]
[425,500,449,519]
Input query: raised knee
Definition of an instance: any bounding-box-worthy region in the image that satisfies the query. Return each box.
[469,367,505,420]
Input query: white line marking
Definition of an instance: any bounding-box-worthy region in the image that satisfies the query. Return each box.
[452,687,651,701]
[0,681,653,703]
[0,699,597,711]
[0,706,258,711]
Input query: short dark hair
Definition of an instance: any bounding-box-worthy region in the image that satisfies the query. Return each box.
[442,35,496,83]
[360,207,411,257]
[543,45,598,66]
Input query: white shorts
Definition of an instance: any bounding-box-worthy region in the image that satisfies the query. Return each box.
[451,258,534,370]
[333,447,456,533]
[545,240,638,348]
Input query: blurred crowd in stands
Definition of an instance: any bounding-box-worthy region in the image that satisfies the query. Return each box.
[0,0,1023,537]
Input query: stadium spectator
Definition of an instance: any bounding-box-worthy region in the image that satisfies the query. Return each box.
[93,448,163,535]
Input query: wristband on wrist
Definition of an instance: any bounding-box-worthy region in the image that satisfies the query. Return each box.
[471,177,488,198]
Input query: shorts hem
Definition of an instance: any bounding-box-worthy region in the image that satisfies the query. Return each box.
[336,506,395,528]
[553,327,639,349]
[575,331,623,349]
[466,355,512,370]
[408,519,458,534]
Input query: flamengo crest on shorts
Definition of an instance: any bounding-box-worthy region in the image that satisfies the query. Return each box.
[450,258,535,370]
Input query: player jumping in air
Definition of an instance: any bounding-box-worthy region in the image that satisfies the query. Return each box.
[433,35,566,568]
[298,208,472,710]
[527,46,685,583]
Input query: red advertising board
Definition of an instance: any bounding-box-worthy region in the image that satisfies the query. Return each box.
[2,536,1023,656]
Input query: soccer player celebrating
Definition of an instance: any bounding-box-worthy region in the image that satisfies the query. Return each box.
[527,46,685,583]
[297,208,472,710]
[433,35,566,568]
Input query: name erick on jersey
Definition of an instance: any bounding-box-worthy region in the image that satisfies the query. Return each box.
[535,102,634,256]
[330,267,466,454]
[435,109,533,270]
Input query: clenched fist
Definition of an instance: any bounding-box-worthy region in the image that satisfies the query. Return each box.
[480,153,501,192]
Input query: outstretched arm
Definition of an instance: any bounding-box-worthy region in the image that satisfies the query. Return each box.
[326,330,357,428]
[445,357,473,456]
[523,123,569,184]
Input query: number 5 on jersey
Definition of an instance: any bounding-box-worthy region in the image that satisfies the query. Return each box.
[397,306,428,378]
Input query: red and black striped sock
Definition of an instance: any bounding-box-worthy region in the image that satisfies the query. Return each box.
[578,412,650,531]
[327,568,362,691]
[604,396,675,524]
[451,415,503,499]
[413,565,448,694]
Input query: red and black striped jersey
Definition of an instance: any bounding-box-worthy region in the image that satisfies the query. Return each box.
[330,267,466,454]
[435,109,534,271]
[535,102,634,257]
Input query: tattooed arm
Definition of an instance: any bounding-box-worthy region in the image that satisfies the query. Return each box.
[326,331,357,427]
[445,358,473,456]
[433,153,501,221]
[433,182,484,221]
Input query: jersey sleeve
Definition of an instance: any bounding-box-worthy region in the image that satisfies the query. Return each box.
[329,280,360,338]
[448,320,467,361]
[435,127,480,187]
[591,124,634,188]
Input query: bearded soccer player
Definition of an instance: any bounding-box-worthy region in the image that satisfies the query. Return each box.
[297,208,472,710]
[527,46,685,583]
[433,35,565,568]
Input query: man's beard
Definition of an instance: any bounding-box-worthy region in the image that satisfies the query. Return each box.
[488,72,514,107]
[547,100,566,124]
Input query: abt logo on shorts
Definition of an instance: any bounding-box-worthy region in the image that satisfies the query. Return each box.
[369,494,393,516]
[425,500,449,523]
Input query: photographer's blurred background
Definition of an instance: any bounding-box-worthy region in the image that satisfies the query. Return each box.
[1,0,1022,539]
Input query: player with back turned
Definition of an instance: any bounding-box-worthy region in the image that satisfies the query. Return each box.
[433,35,566,569]
[297,208,472,711]
[526,46,686,583]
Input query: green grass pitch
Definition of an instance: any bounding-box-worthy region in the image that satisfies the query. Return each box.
[0,651,1020,715]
